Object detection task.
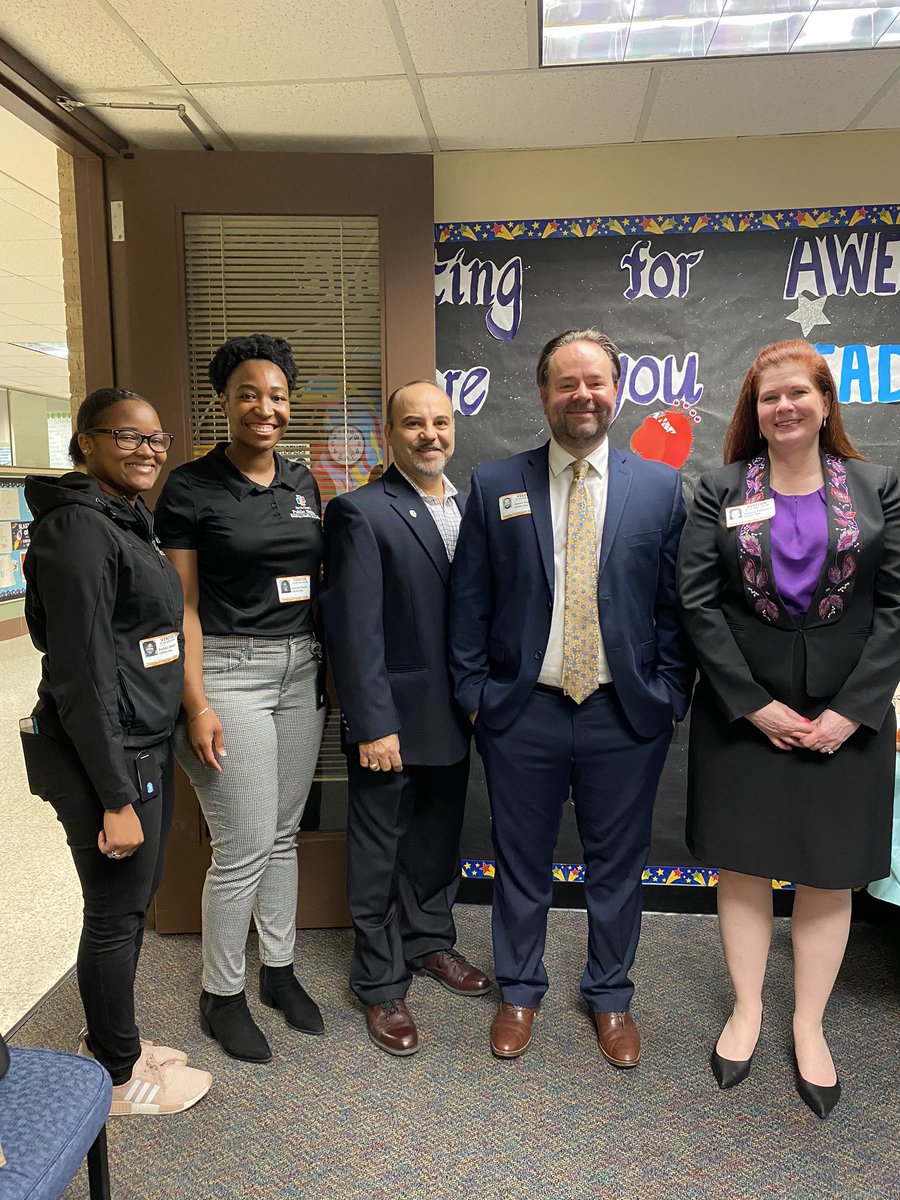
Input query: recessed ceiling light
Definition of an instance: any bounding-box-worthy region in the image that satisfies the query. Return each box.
[541,0,900,65]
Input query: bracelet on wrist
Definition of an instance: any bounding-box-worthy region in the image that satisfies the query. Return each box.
[188,705,210,723]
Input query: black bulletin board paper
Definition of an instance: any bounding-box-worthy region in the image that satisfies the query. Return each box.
[435,205,900,886]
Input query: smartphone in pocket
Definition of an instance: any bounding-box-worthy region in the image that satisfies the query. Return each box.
[19,718,46,798]
[133,750,161,801]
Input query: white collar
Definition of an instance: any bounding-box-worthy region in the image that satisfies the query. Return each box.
[548,435,609,480]
[396,466,458,501]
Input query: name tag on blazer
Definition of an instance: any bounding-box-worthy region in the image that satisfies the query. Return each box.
[499,492,532,520]
[725,498,776,528]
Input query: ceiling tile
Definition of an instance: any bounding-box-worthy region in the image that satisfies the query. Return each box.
[0,187,60,228]
[0,324,68,343]
[108,0,403,83]
[0,109,60,204]
[0,241,63,277]
[423,66,652,150]
[856,68,900,128]
[29,275,65,296]
[0,199,61,241]
[0,0,171,91]
[396,0,530,74]
[0,304,67,327]
[0,275,67,305]
[196,80,430,152]
[644,49,900,141]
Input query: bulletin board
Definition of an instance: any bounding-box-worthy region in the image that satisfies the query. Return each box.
[435,202,900,888]
[0,479,31,601]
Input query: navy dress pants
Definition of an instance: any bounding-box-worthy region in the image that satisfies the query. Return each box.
[345,753,469,1006]
[477,686,672,1011]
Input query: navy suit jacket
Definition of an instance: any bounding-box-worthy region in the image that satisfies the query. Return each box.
[449,442,693,738]
[320,464,471,766]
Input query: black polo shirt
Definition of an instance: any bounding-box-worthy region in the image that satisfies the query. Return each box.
[155,443,323,637]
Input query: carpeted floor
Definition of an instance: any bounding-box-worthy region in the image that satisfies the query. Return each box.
[11,905,900,1200]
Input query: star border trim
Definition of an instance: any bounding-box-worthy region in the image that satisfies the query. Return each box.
[460,861,795,889]
[435,205,900,243]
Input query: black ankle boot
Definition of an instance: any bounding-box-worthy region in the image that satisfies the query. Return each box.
[259,965,325,1035]
[199,989,272,1062]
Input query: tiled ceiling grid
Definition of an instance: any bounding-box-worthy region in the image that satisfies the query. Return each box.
[0,0,897,153]
[0,106,69,399]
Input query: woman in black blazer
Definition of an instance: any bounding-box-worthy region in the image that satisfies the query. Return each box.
[677,340,900,1118]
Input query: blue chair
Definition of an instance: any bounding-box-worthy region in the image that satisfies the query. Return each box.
[0,1047,112,1199]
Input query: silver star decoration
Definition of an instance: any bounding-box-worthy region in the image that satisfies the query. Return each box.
[786,294,831,337]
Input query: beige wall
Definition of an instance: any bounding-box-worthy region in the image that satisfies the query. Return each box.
[434,130,900,222]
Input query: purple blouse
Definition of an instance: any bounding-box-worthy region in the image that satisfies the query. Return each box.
[770,487,828,616]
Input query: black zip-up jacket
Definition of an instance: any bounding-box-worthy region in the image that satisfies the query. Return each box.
[24,472,185,810]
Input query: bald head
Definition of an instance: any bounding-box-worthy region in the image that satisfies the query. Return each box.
[386,380,455,491]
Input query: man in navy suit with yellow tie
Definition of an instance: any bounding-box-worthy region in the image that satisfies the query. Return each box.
[450,330,693,1064]
[321,380,491,1057]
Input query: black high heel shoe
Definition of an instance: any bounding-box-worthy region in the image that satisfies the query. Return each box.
[793,1054,841,1119]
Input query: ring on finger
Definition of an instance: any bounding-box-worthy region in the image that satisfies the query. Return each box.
[824,747,834,755]
[370,763,381,772]
[110,851,122,858]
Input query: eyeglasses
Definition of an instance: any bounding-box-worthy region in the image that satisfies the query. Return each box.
[88,428,175,452]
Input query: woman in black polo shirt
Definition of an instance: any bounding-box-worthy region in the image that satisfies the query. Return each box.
[156,334,325,1062]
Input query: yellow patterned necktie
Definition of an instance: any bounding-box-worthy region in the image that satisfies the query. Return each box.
[561,458,600,704]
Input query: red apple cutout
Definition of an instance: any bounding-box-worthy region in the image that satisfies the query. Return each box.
[630,410,694,468]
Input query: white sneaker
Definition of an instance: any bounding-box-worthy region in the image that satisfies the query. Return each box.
[109,1055,212,1116]
[78,1027,189,1066]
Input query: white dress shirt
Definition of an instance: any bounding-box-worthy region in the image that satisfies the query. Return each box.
[537,436,612,689]
[396,468,461,562]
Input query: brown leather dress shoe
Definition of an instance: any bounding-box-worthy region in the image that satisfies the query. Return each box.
[594,1010,641,1068]
[366,1000,419,1056]
[490,1002,539,1058]
[419,949,493,996]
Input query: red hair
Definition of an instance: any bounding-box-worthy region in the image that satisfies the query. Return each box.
[723,339,865,465]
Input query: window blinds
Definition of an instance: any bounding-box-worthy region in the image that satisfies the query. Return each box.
[183,214,384,503]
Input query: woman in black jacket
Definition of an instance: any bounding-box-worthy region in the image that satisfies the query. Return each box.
[677,341,900,1118]
[22,387,212,1116]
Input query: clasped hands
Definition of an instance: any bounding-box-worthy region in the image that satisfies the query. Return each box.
[747,701,858,754]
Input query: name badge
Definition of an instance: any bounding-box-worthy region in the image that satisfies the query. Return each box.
[499,492,532,520]
[139,632,180,668]
[277,575,311,603]
[725,498,776,528]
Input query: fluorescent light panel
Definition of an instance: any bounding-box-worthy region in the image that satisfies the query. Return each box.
[541,0,900,63]
[9,341,69,359]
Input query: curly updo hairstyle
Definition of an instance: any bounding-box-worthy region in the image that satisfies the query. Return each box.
[208,333,298,395]
[69,387,143,465]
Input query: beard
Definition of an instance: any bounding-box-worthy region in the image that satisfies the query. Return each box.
[409,446,448,479]
[550,406,612,450]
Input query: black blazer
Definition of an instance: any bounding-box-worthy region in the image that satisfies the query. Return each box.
[677,454,900,732]
[320,464,470,766]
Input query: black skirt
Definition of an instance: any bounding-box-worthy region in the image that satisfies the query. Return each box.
[686,678,895,889]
